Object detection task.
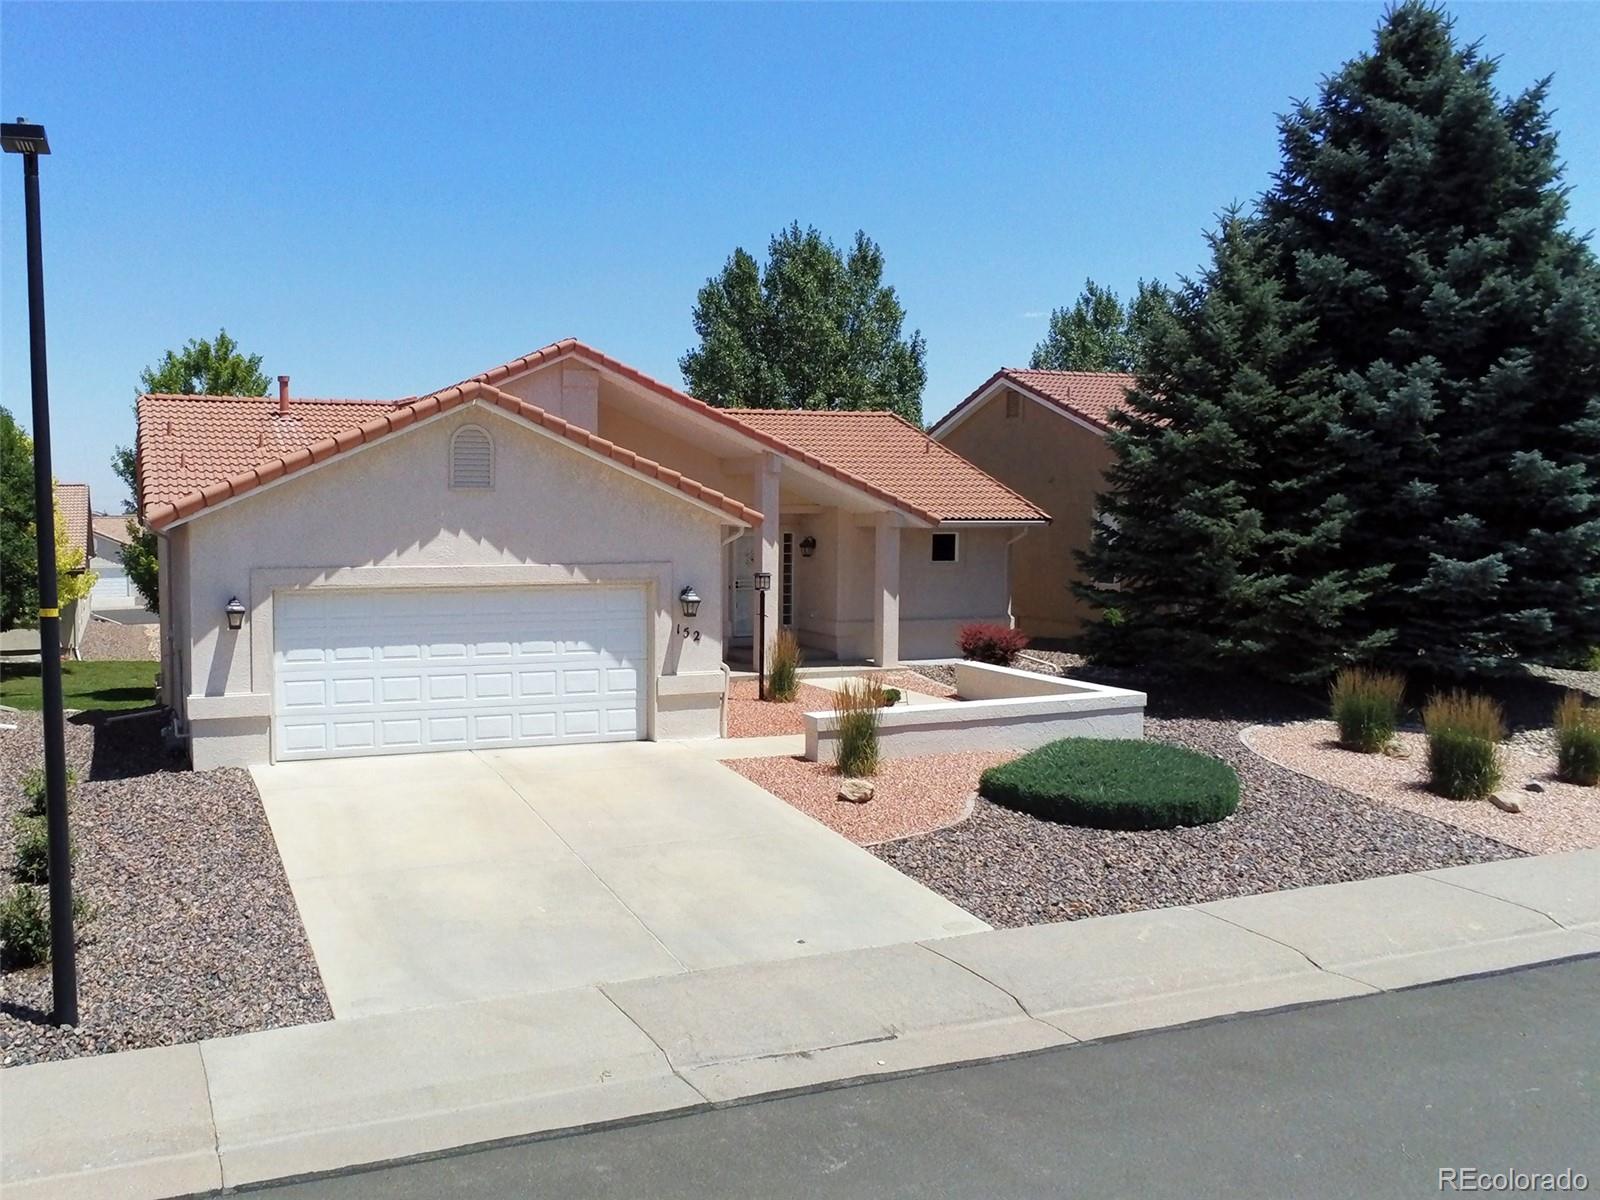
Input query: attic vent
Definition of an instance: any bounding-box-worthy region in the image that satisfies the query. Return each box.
[450,424,493,489]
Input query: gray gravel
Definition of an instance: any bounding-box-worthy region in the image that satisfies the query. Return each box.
[0,710,330,1067]
[77,617,159,661]
[872,670,1524,928]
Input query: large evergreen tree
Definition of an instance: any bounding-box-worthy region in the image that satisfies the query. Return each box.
[1078,214,1387,680]
[681,224,927,425]
[1030,279,1170,373]
[1264,2,1600,673]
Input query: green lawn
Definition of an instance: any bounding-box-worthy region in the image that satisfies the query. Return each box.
[0,659,158,712]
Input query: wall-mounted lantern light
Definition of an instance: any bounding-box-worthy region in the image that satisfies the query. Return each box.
[799,536,817,558]
[753,571,772,592]
[679,586,701,618]
[224,596,246,632]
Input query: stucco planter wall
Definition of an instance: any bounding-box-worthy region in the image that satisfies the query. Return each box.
[803,662,1145,764]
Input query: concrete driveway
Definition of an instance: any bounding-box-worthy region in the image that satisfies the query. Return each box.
[252,743,986,1018]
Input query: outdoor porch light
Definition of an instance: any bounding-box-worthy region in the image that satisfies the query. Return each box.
[799,536,816,558]
[224,596,246,632]
[753,571,772,591]
[678,586,702,618]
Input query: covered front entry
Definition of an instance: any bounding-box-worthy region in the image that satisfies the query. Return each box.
[272,586,646,761]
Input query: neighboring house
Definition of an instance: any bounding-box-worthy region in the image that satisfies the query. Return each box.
[57,482,94,655]
[930,369,1134,640]
[90,513,137,607]
[136,339,1047,767]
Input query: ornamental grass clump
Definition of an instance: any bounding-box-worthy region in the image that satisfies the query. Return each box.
[1328,666,1405,753]
[832,676,882,778]
[1423,690,1505,801]
[767,629,803,703]
[1554,692,1600,786]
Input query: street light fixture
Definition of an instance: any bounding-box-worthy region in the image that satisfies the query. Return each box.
[752,572,772,699]
[3,116,78,1026]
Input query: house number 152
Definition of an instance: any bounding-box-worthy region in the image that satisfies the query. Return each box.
[676,624,702,643]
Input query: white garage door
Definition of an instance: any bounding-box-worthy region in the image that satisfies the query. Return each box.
[273,587,646,761]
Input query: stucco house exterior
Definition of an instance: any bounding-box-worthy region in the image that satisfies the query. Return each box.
[136,339,1047,768]
[57,482,95,655]
[930,369,1133,640]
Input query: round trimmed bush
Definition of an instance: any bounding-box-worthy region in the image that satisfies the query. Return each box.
[978,738,1240,830]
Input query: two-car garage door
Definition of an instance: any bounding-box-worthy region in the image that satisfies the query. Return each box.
[272,587,646,761]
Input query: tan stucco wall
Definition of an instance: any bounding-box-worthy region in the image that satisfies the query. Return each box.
[177,404,730,765]
[938,388,1114,639]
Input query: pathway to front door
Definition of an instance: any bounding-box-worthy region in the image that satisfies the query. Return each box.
[252,742,986,1018]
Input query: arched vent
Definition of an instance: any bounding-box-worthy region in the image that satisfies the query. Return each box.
[450,425,493,489]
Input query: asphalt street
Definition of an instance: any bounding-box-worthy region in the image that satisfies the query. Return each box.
[255,956,1599,1200]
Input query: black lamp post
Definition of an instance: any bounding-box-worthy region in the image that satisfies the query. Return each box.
[753,571,772,700]
[2,117,78,1025]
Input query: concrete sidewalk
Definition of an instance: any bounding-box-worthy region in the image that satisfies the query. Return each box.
[4,851,1597,1199]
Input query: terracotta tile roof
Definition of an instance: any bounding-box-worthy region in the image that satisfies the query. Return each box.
[136,383,761,531]
[478,339,1046,524]
[57,483,91,560]
[931,368,1137,436]
[91,514,134,547]
[722,410,1048,524]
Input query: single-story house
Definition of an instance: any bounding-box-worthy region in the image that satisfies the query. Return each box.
[92,513,133,560]
[89,513,138,607]
[136,339,1047,767]
[930,368,1134,640]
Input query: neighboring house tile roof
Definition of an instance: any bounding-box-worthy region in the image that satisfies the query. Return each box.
[722,410,1048,524]
[136,383,762,530]
[57,483,91,560]
[932,368,1138,436]
[91,514,134,547]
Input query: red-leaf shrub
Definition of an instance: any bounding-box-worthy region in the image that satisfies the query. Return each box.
[958,623,1028,665]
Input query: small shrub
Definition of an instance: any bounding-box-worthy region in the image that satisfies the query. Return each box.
[1329,667,1406,753]
[0,884,93,969]
[979,738,1239,830]
[1554,692,1600,786]
[1584,646,1600,673]
[877,686,902,707]
[832,676,882,777]
[12,814,51,884]
[1423,690,1505,800]
[19,765,78,817]
[958,622,1028,666]
[767,629,802,703]
[0,884,50,968]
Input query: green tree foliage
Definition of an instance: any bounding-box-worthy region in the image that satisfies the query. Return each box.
[681,224,927,425]
[1,407,36,629]
[1081,3,1600,680]
[1262,2,1600,674]
[1077,214,1387,681]
[111,330,270,612]
[1030,279,1171,372]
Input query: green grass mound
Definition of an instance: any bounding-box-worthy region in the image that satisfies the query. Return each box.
[978,738,1240,830]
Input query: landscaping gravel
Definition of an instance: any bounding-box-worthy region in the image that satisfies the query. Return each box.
[0,710,330,1067]
[871,711,1523,928]
[729,750,1011,846]
[1245,720,1599,855]
[77,618,159,662]
[725,679,839,738]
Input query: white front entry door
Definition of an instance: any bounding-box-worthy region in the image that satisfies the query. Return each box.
[272,586,646,761]
[729,532,757,642]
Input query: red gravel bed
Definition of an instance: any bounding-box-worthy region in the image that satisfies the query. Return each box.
[729,751,1014,845]
[725,679,839,737]
[1,711,331,1067]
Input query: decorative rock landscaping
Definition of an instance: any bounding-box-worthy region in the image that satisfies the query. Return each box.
[0,711,330,1067]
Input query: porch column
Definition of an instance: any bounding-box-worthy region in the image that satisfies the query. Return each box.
[757,454,781,660]
[872,515,900,667]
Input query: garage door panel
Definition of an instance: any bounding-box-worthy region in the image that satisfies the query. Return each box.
[273,587,647,761]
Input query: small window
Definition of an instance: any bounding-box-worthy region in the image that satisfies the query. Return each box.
[1005,392,1021,418]
[931,532,959,562]
[450,425,493,489]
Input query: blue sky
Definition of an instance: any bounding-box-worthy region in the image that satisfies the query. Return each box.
[3,2,1597,511]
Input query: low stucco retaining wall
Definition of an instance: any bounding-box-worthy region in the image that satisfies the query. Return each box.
[803,662,1146,764]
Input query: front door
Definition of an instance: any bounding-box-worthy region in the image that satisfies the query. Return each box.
[729,532,757,643]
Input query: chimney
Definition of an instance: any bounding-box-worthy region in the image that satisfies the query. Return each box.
[277,375,291,415]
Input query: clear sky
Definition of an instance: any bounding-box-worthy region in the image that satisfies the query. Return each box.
[3,2,1597,511]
